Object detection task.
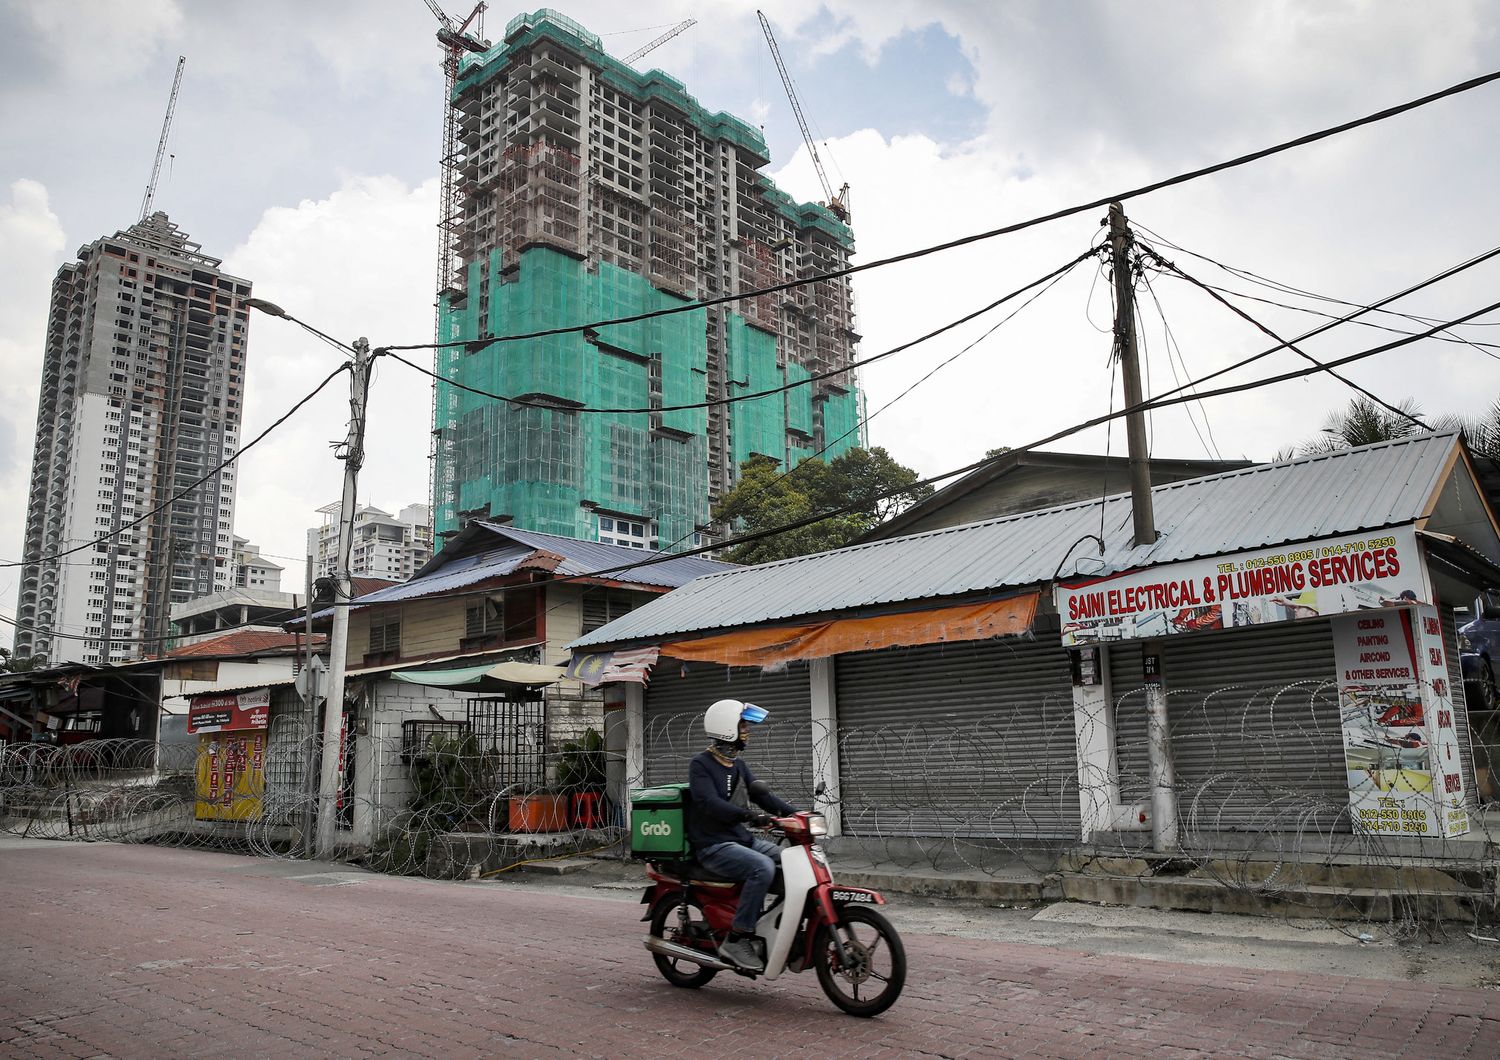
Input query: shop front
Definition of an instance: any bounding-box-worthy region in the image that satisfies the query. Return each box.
[1058,524,1479,847]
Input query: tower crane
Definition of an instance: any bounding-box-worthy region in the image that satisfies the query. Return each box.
[623,19,696,65]
[139,56,186,221]
[422,0,489,304]
[756,11,849,223]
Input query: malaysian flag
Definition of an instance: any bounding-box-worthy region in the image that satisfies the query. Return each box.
[567,647,660,686]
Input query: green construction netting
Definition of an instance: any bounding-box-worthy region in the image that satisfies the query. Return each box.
[434,250,860,548]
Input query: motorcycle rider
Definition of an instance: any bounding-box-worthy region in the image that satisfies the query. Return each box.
[687,698,796,972]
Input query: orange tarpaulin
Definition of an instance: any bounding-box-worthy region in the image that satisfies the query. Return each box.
[658,593,1040,668]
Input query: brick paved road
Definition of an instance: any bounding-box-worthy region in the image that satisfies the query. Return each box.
[3,840,1498,1058]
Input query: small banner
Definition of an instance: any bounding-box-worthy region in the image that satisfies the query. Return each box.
[188,688,270,734]
[1333,604,1468,839]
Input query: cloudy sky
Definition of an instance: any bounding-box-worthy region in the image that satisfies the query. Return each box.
[2,1,1499,648]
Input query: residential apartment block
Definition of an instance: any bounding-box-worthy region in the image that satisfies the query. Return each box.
[14,213,250,664]
[430,10,864,550]
[306,502,434,586]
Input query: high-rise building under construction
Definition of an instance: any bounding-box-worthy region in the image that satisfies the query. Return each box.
[431,10,864,550]
[14,214,251,664]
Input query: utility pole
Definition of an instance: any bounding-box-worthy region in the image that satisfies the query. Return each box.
[1108,202,1155,548]
[1109,203,1176,852]
[316,337,372,857]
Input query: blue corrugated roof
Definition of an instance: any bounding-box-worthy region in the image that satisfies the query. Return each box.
[310,523,736,619]
[571,433,1469,648]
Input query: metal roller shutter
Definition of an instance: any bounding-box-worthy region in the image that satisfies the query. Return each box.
[642,660,815,807]
[834,631,1079,840]
[1113,620,1347,835]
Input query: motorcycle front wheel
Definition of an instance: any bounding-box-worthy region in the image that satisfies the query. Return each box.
[813,906,906,1017]
[649,893,720,989]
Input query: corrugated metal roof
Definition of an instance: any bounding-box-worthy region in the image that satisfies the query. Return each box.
[311,522,736,619]
[572,433,1461,648]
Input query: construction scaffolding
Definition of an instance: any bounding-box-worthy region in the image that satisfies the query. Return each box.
[432,10,865,547]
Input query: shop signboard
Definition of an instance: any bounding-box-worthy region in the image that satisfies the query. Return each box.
[190,689,270,821]
[188,688,270,734]
[1332,604,1468,838]
[1057,526,1427,647]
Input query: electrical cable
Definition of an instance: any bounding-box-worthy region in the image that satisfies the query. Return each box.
[369,66,1500,355]
[1140,245,1430,430]
[378,248,1101,415]
[1,363,350,571]
[1137,270,1223,461]
[1130,222,1500,360]
[294,294,1500,614]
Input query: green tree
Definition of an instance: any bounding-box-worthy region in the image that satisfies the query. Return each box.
[712,448,932,565]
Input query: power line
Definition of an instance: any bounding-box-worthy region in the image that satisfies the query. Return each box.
[1140,244,1429,429]
[2,364,350,571]
[371,66,1500,355]
[307,295,1500,614]
[378,249,1102,414]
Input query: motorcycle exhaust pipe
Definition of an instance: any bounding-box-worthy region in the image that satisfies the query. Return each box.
[643,934,735,972]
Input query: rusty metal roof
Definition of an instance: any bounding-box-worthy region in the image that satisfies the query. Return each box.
[571,432,1464,648]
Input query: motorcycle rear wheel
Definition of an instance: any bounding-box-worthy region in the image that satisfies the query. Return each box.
[813,906,906,1017]
[650,893,719,988]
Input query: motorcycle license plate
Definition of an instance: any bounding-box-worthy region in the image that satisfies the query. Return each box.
[831,889,876,903]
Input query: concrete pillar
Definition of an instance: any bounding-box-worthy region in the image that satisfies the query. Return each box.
[1144,650,1179,851]
[624,683,644,790]
[1070,645,1119,840]
[808,657,842,836]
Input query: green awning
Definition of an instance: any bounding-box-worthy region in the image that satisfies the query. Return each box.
[389,661,566,691]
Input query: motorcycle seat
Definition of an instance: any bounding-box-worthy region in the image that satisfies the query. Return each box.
[659,858,741,885]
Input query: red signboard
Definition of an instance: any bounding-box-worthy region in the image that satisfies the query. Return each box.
[187,688,270,734]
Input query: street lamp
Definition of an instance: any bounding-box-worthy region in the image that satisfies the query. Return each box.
[245,297,373,857]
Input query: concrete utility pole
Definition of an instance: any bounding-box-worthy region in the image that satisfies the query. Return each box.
[1108,202,1155,548]
[317,336,373,857]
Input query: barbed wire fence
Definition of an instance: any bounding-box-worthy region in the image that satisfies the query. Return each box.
[2,678,1496,939]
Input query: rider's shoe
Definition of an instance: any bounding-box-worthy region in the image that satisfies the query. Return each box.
[719,935,764,971]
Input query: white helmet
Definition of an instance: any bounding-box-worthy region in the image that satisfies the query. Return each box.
[703,699,768,741]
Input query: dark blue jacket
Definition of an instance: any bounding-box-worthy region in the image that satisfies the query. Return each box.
[686,750,796,851]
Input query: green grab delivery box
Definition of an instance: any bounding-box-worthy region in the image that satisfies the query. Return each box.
[630,784,691,859]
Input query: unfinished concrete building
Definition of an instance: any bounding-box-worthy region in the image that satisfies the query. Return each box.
[14,213,251,664]
[430,9,864,549]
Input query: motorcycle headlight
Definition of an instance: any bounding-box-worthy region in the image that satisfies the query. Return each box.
[807,813,828,837]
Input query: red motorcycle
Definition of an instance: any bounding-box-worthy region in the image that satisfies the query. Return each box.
[641,810,906,1017]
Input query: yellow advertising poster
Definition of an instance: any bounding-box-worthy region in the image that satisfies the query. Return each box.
[194,731,267,821]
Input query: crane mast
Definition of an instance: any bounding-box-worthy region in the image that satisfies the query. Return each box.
[756,11,848,222]
[623,19,696,65]
[139,56,186,221]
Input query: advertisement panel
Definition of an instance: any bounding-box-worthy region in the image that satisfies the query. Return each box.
[188,688,270,734]
[1057,526,1427,647]
[1332,604,1468,839]
[194,730,267,821]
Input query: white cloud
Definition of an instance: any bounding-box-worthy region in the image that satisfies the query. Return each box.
[0,179,65,647]
[223,175,438,581]
[17,0,182,81]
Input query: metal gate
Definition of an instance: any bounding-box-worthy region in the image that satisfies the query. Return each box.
[642,661,815,806]
[466,698,547,789]
[834,632,1079,840]
[1113,620,1348,834]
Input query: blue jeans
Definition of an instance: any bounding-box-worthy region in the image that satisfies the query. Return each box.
[696,837,781,933]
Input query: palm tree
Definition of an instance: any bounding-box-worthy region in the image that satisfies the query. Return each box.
[1297,397,1427,455]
